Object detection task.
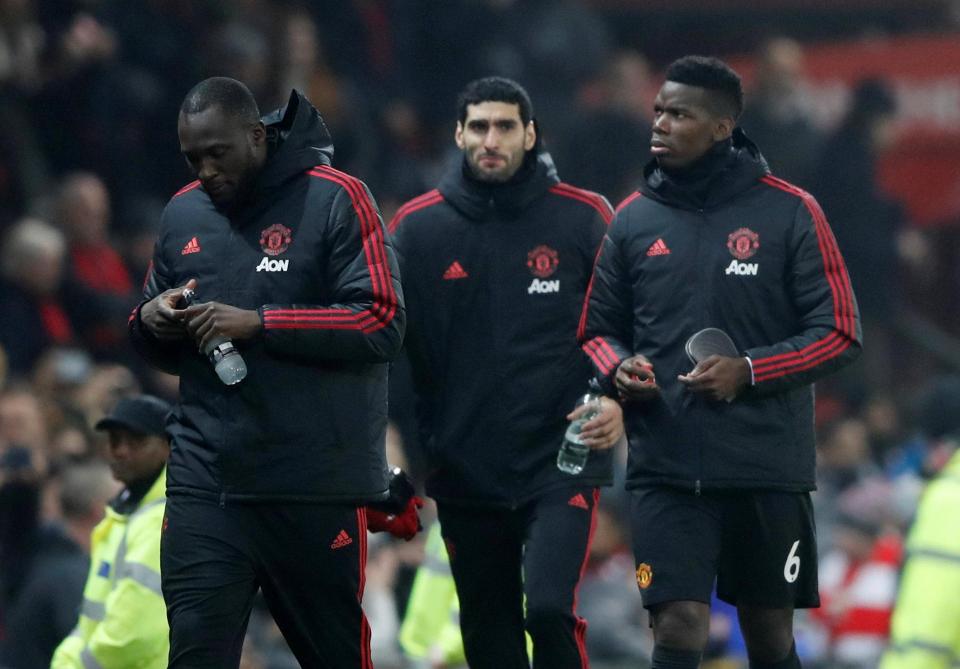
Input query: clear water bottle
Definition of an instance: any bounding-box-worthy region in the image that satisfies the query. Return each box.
[557,379,603,475]
[181,288,247,386]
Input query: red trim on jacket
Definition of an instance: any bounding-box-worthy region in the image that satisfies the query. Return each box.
[751,176,857,383]
[549,183,613,224]
[261,166,397,333]
[582,338,619,376]
[615,191,643,214]
[173,181,201,198]
[387,189,443,234]
[578,192,634,342]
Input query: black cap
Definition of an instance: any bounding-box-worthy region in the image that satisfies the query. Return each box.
[95,395,171,437]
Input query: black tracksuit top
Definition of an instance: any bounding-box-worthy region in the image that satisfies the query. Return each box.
[390,154,614,508]
[579,131,862,493]
[129,91,405,504]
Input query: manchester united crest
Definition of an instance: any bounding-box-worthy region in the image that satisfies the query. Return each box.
[527,245,559,279]
[260,223,293,257]
[636,563,653,590]
[727,228,759,260]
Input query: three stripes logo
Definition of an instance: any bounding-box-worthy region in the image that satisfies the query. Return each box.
[646,238,670,257]
[181,237,201,255]
[330,530,353,550]
[442,261,469,280]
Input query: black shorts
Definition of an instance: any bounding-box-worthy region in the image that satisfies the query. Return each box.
[629,486,819,610]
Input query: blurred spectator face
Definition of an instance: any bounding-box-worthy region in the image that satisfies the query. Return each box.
[0,389,47,454]
[819,418,869,470]
[609,50,652,119]
[756,38,804,96]
[178,106,267,211]
[456,101,536,183]
[871,113,899,153]
[106,427,168,486]
[282,10,320,70]
[652,82,732,170]
[1,218,65,296]
[75,364,140,425]
[58,173,111,245]
[834,523,876,561]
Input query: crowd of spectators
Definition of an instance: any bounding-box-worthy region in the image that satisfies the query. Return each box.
[0,1,958,668]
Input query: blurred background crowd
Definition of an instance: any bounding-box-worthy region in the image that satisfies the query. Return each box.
[0,0,959,667]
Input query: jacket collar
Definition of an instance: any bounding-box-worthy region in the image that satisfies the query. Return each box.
[438,149,560,221]
[109,467,166,516]
[640,128,770,211]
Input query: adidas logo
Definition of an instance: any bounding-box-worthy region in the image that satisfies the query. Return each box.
[646,238,670,256]
[330,530,353,550]
[567,493,589,509]
[442,261,468,280]
[181,237,201,255]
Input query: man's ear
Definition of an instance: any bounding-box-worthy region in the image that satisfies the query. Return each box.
[251,122,267,147]
[523,120,536,151]
[454,121,465,150]
[713,116,735,143]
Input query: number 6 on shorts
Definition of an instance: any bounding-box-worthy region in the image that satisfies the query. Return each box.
[783,539,800,583]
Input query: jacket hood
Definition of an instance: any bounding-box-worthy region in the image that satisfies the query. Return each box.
[258,89,334,192]
[640,128,770,210]
[438,149,560,221]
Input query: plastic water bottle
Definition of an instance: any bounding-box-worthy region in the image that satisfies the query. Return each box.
[181,288,247,386]
[557,379,603,475]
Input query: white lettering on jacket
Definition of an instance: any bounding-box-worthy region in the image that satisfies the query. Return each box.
[527,278,560,294]
[256,257,289,272]
[725,259,758,276]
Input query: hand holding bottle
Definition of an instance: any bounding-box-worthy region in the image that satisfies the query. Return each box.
[180,288,261,386]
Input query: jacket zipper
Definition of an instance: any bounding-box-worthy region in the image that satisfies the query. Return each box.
[695,208,706,495]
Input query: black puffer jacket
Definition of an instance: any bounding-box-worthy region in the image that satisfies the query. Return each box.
[129,91,405,504]
[579,130,861,493]
[391,152,614,508]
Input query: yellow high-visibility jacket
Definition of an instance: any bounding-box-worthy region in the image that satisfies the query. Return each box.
[51,469,168,669]
[399,523,466,667]
[881,450,960,669]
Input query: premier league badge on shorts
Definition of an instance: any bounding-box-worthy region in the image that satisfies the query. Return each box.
[260,223,292,257]
[635,563,653,590]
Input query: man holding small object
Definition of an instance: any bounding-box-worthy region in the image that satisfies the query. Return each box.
[391,76,623,669]
[579,56,861,669]
[130,77,405,668]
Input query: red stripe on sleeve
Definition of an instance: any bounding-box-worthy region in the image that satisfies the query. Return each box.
[577,242,606,341]
[388,189,443,234]
[583,339,616,375]
[750,176,857,381]
[549,183,614,224]
[615,191,643,214]
[314,167,393,327]
[290,167,397,334]
[172,181,201,198]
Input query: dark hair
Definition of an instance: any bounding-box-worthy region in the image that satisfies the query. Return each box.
[180,76,261,124]
[665,56,744,120]
[456,77,534,125]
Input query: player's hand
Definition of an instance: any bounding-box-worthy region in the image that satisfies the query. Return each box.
[569,397,623,450]
[615,355,659,401]
[678,355,750,402]
[139,278,196,340]
[366,496,424,541]
[183,302,262,352]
